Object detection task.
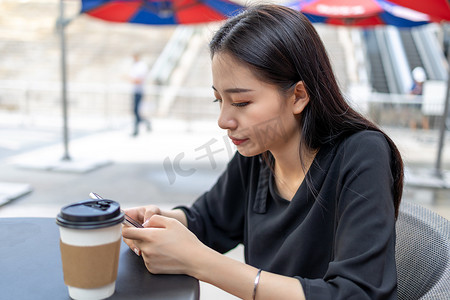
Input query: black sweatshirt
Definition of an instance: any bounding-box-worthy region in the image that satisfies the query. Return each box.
[179,130,397,299]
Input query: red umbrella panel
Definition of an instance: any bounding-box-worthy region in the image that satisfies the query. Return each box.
[289,0,431,27]
[80,0,245,25]
[387,0,450,22]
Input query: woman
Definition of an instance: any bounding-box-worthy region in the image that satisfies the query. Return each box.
[122,4,404,300]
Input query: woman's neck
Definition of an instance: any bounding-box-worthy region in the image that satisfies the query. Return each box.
[271,146,316,201]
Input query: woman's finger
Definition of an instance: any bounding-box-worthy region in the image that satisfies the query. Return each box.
[122,225,165,241]
[143,206,162,226]
[146,214,173,228]
[122,226,145,240]
[123,236,141,256]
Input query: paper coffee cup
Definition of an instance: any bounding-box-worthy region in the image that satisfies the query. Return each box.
[56,200,124,300]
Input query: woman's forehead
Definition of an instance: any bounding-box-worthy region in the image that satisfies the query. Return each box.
[212,53,258,86]
[212,52,243,70]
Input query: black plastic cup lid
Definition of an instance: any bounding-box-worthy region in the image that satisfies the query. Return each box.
[56,199,124,229]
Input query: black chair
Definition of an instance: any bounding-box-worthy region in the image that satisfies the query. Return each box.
[396,201,450,299]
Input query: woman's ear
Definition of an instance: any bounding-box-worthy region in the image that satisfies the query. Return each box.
[292,81,309,114]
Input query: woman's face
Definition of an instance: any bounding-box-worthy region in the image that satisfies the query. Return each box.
[211,52,304,157]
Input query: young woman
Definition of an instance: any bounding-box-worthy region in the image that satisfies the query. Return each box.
[122,4,404,300]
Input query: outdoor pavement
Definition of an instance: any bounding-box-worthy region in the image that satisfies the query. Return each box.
[0,117,234,213]
[1,116,450,300]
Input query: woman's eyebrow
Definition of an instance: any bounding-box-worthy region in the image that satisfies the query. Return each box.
[212,86,254,93]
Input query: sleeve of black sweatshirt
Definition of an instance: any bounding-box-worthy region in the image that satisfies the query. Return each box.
[176,152,251,253]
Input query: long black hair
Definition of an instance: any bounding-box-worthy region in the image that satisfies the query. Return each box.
[209,4,404,218]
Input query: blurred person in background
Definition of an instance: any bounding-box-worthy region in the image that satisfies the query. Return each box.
[129,52,151,136]
[410,66,426,96]
[122,4,404,300]
[409,66,429,130]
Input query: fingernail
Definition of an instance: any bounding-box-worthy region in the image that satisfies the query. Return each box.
[134,248,140,256]
[142,220,149,227]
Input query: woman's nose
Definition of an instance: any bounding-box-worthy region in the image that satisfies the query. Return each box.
[217,106,237,130]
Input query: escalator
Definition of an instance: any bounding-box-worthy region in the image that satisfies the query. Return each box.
[410,26,447,81]
[399,29,426,76]
[363,26,446,94]
[359,25,448,129]
[363,29,390,93]
[363,27,411,94]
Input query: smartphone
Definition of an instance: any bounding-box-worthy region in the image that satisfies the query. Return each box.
[122,212,144,228]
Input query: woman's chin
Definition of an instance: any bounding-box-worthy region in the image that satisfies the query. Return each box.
[236,146,263,157]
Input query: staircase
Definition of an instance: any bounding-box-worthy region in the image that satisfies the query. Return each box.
[316,25,349,91]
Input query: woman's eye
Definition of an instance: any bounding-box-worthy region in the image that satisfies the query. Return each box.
[232,102,249,107]
[213,99,248,107]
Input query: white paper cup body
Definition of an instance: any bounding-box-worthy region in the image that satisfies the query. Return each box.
[59,224,122,300]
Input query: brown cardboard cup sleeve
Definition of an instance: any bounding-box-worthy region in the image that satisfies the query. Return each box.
[60,239,121,289]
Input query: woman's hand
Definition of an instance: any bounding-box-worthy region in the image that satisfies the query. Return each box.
[122,214,206,276]
[122,205,161,256]
[124,205,162,225]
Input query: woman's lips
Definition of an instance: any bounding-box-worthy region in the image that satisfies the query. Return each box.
[229,136,249,146]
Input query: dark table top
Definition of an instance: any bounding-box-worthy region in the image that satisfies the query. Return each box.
[0,217,199,300]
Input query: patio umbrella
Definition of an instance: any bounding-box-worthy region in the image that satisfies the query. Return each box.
[288,0,431,27]
[80,0,245,25]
